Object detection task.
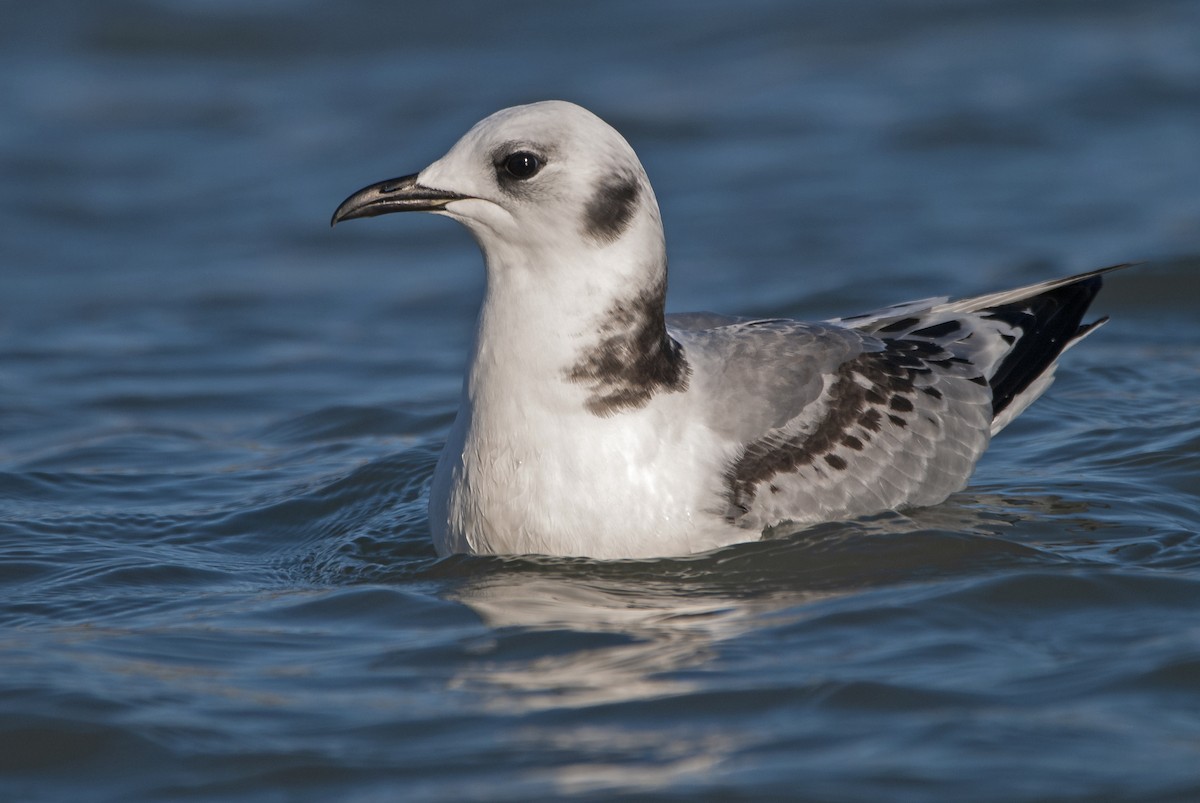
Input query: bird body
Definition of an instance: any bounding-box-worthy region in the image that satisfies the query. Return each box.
[332,100,1119,559]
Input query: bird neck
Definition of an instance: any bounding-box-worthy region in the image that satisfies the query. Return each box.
[464,231,684,418]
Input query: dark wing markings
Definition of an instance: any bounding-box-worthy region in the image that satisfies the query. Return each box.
[723,337,978,519]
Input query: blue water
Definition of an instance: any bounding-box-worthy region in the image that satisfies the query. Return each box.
[3,2,1200,801]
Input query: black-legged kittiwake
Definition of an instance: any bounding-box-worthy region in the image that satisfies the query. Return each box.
[332,100,1124,559]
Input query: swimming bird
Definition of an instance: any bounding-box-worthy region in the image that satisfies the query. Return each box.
[332,100,1121,559]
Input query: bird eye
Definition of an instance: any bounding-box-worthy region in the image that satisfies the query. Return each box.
[502,151,542,179]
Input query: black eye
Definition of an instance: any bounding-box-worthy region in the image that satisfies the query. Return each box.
[503,151,542,179]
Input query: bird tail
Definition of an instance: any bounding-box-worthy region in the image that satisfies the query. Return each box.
[843,264,1129,434]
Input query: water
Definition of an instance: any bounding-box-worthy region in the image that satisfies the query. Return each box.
[3,1,1200,800]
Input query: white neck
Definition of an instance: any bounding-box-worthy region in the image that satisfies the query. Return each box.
[463,214,672,418]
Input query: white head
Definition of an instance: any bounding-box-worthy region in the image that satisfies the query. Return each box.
[333,102,686,418]
[332,100,665,282]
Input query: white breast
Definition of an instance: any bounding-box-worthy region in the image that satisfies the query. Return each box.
[429,388,750,559]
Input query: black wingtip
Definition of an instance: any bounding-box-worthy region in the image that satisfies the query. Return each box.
[987,272,1108,419]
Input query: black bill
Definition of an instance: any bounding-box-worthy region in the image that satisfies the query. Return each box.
[330,173,467,226]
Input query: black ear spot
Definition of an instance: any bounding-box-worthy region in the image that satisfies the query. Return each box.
[583,172,640,244]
